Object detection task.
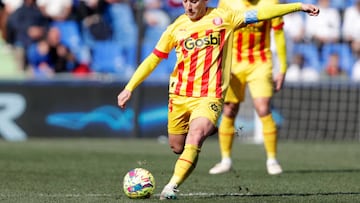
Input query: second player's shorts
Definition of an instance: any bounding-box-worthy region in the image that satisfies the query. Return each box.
[167,94,223,135]
[225,61,273,103]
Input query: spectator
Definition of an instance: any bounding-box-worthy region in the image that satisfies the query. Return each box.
[141,0,172,79]
[165,0,218,21]
[283,11,306,62]
[36,0,74,21]
[165,0,182,21]
[0,0,23,40]
[144,0,170,32]
[106,0,137,70]
[143,0,170,46]
[320,52,348,81]
[342,0,360,58]
[305,0,341,47]
[331,0,353,12]
[5,0,48,71]
[351,58,360,81]
[37,0,91,70]
[0,2,4,39]
[283,12,305,43]
[320,43,355,75]
[27,26,77,77]
[77,0,112,46]
[285,52,319,82]
[76,0,103,21]
[78,0,134,75]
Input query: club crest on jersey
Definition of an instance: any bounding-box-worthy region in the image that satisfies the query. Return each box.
[213,17,223,26]
[209,102,221,113]
[183,33,221,50]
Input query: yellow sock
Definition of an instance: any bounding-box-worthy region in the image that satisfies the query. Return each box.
[261,114,277,159]
[169,144,200,187]
[218,115,235,159]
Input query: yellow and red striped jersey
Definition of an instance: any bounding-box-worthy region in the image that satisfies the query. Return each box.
[219,0,285,65]
[153,8,249,99]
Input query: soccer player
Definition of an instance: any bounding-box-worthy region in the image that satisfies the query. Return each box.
[209,0,288,176]
[117,0,319,200]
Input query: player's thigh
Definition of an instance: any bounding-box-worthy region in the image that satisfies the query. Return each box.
[188,97,223,133]
[225,71,247,104]
[167,94,191,153]
[187,117,216,147]
[225,74,246,103]
[168,95,223,147]
[168,94,191,135]
[247,62,273,99]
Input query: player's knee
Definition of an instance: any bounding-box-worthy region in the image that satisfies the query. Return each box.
[256,106,270,117]
[170,144,184,154]
[223,102,239,117]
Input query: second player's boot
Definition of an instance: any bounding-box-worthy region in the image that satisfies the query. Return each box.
[266,158,283,175]
[209,158,232,174]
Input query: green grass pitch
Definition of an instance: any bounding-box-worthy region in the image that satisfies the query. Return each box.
[0,138,359,203]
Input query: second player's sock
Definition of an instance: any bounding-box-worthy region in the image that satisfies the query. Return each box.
[261,114,277,159]
[218,115,235,160]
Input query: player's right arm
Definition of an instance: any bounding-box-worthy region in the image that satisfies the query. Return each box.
[117,24,176,109]
[117,53,162,108]
[124,53,162,92]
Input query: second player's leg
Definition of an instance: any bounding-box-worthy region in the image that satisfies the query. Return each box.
[253,97,283,175]
[209,102,239,174]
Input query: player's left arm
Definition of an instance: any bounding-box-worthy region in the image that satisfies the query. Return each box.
[272,19,287,92]
[242,3,319,25]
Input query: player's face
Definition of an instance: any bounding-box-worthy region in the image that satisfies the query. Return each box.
[182,0,208,21]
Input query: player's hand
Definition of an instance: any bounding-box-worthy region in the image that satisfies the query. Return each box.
[301,4,320,16]
[274,73,285,92]
[117,89,132,109]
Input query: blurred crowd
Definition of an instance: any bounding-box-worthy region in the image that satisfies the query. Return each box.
[0,0,359,82]
[282,0,360,82]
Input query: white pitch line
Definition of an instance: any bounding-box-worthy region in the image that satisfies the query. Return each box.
[37,193,114,197]
[0,192,248,198]
[153,192,249,197]
[0,193,115,198]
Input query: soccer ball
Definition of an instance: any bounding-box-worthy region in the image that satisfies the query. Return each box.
[123,168,156,199]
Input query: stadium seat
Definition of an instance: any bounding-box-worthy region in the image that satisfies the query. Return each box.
[141,41,175,81]
[208,0,219,7]
[107,3,138,69]
[90,40,133,76]
[292,43,321,72]
[51,21,82,52]
[320,43,356,76]
[331,0,353,10]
